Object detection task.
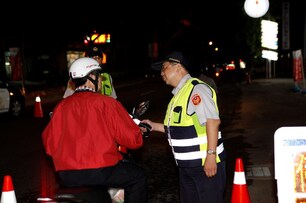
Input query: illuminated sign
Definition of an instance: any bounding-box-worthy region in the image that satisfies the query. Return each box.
[261,20,278,50]
[261,20,278,61]
[262,50,278,61]
[84,34,111,44]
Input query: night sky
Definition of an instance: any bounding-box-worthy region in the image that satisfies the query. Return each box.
[1,1,304,55]
[1,2,256,38]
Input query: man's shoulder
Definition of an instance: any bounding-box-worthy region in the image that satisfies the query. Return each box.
[197,74,218,92]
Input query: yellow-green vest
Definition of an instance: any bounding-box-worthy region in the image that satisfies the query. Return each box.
[164,78,225,167]
[100,73,113,96]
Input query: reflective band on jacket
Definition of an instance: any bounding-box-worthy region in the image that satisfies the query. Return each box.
[172,144,224,160]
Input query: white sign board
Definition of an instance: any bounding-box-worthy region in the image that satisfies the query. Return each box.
[274,127,306,203]
[261,20,278,50]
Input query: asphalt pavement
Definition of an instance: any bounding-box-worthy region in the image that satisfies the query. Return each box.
[23,77,306,203]
[219,77,306,203]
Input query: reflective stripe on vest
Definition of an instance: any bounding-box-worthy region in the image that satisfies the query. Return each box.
[172,144,224,160]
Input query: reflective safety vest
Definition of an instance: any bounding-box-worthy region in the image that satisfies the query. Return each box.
[164,78,225,167]
[101,73,113,96]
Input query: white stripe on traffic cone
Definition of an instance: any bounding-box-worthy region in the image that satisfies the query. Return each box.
[233,171,247,185]
[0,175,17,203]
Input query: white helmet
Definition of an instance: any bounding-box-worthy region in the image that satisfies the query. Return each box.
[69,57,101,79]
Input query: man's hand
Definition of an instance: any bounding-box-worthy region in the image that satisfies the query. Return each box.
[204,155,217,177]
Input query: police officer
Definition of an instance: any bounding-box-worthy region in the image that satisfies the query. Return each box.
[86,46,117,99]
[141,51,227,203]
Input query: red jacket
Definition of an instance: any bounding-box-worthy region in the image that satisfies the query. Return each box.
[42,91,143,171]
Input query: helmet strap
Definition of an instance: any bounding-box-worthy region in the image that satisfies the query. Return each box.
[86,72,100,92]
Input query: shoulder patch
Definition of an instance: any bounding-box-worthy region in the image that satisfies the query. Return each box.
[191,94,201,105]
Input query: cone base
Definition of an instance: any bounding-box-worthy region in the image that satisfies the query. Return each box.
[231,185,251,203]
[0,191,17,203]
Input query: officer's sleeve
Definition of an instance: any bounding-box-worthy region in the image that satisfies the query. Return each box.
[187,84,219,125]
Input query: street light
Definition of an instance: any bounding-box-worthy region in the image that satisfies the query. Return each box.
[244,0,269,18]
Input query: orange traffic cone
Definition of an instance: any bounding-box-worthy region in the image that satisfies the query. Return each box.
[231,158,251,203]
[34,95,44,118]
[0,175,17,203]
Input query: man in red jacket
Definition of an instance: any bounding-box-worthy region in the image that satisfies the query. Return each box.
[42,57,148,203]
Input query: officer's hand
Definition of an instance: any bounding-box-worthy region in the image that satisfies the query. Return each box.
[204,156,217,177]
[139,122,152,138]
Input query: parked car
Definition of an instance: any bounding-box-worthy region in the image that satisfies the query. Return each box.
[0,80,25,117]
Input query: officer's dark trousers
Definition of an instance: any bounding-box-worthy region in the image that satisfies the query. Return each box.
[179,161,226,203]
[58,160,148,203]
